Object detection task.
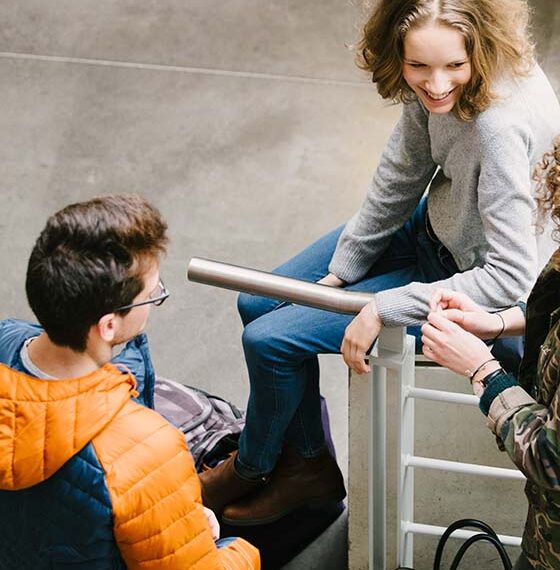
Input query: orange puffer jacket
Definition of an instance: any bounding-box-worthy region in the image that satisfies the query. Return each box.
[0,362,259,569]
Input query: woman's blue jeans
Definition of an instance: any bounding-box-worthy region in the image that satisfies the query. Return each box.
[235,199,520,476]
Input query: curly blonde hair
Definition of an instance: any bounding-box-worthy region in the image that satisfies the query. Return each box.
[534,137,560,269]
[357,0,535,120]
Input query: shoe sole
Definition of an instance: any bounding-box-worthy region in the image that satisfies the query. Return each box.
[221,491,347,527]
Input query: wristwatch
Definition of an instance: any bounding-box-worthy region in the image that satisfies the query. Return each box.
[480,367,507,388]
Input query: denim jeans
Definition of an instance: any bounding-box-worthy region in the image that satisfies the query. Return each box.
[235,199,463,476]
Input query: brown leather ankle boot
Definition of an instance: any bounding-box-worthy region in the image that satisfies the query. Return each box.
[221,446,346,526]
[199,452,267,513]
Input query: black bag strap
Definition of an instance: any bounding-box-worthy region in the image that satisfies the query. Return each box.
[448,533,512,570]
[394,518,513,570]
[433,519,512,570]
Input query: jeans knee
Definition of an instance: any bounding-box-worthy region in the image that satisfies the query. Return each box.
[241,321,273,361]
[237,292,259,325]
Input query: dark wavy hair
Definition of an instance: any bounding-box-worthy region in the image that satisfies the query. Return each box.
[26,194,168,351]
[356,0,534,120]
[534,137,560,269]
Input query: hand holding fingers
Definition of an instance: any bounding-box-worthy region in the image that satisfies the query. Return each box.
[429,288,467,311]
[422,312,492,375]
[429,288,449,311]
[421,320,448,363]
[439,308,466,326]
[440,307,503,340]
[427,310,460,332]
[429,288,482,313]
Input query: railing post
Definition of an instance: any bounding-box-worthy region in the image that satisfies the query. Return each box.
[348,327,410,570]
[371,363,387,570]
[397,335,416,568]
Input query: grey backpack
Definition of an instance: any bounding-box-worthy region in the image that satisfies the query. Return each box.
[154,376,245,471]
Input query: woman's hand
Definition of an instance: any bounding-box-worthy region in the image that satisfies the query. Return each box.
[341,300,382,374]
[421,311,494,377]
[430,287,484,312]
[317,273,345,287]
[429,288,503,340]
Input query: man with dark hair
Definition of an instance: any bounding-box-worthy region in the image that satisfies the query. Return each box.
[0,194,259,569]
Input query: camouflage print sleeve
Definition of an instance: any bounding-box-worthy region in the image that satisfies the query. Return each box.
[489,385,560,490]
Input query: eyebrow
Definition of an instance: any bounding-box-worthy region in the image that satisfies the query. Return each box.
[403,58,468,65]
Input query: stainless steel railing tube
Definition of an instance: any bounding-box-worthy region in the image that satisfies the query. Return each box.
[186,257,375,315]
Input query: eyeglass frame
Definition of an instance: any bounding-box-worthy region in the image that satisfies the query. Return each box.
[114,279,170,312]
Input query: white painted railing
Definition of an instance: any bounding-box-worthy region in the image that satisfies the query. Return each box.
[348,327,524,570]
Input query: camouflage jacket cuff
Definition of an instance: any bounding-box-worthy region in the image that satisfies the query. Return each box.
[486,386,536,435]
[479,372,517,416]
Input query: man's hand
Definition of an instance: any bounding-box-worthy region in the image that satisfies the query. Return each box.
[341,300,382,374]
[203,506,220,541]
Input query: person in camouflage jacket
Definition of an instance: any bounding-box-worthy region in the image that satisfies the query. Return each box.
[420,139,560,570]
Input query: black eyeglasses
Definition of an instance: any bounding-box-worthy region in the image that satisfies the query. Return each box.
[115,279,170,312]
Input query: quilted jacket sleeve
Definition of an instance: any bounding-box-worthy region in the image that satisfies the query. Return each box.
[92,401,259,569]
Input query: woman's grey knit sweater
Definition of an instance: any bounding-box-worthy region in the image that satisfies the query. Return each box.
[329,65,560,326]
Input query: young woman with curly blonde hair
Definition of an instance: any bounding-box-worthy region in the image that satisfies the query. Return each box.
[200,0,560,527]
[422,137,560,570]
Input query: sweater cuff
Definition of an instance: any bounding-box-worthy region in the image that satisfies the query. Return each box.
[374,289,425,327]
[486,385,536,436]
[479,372,518,416]
[328,252,369,284]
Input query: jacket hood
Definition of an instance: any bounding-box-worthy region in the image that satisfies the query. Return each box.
[0,362,137,490]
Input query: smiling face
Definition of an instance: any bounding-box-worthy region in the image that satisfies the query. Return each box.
[402,22,472,114]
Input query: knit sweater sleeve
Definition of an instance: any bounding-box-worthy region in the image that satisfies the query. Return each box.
[375,124,537,326]
[328,99,437,283]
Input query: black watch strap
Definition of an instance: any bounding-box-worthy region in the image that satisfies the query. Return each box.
[480,367,507,388]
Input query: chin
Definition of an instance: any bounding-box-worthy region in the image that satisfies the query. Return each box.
[114,326,146,346]
[428,104,455,114]
[420,96,456,114]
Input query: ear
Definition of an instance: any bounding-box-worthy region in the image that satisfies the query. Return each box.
[96,313,119,343]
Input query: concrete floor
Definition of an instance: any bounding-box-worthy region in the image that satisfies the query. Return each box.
[0,1,558,568]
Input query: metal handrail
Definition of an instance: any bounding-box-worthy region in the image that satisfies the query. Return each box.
[187,257,374,315]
